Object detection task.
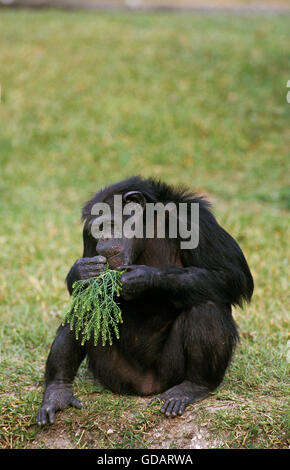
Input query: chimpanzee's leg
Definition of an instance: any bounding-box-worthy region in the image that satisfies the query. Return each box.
[37,325,86,425]
[157,301,239,417]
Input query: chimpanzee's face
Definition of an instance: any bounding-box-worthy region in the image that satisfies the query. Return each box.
[94,191,146,269]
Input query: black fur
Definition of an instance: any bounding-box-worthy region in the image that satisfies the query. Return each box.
[37,177,253,424]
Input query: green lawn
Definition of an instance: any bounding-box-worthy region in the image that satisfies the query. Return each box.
[0,9,289,449]
[3,0,290,7]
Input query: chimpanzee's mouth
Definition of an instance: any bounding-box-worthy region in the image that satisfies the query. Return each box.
[106,252,128,270]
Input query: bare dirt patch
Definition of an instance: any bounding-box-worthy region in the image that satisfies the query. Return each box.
[28,395,232,449]
[28,425,74,449]
[144,399,232,449]
[146,415,221,449]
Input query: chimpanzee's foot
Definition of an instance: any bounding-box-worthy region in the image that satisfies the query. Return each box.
[37,383,82,426]
[152,380,210,417]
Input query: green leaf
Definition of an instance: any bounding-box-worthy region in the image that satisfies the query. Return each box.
[62,268,124,347]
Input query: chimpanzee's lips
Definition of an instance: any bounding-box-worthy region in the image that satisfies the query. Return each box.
[107,252,126,270]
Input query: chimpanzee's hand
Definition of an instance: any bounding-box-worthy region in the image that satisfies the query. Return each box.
[37,384,82,426]
[74,255,107,280]
[119,265,160,301]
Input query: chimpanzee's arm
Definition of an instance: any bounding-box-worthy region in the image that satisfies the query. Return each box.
[37,325,86,425]
[120,216,253,309]
[120,263,253,308]
[154,264,252,307]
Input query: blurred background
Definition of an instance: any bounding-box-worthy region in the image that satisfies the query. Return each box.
[0,0,289,450]
[1,0,290,10]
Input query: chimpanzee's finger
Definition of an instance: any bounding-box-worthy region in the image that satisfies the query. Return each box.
[118,265,138,271]
[171,399,182,417]
[82,263,106,278]
[71,397,83,409]
[164,399,176,417]
[37,406,55,426]
[178,402,186,415]
[161,399,172,415]
[94,264,107,272]
[37,408,48,426]
[89,256,107,264]
[47,406,55,424]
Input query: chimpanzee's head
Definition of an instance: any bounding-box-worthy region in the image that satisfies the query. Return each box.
[81,177,153,269]
[81,176,200,269]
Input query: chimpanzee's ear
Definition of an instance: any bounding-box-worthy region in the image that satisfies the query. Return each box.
[123,191,146,208]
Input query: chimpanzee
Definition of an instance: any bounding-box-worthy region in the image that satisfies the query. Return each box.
[37,176,253,425]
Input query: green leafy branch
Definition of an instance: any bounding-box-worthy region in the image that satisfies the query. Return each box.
[62,268,124,347]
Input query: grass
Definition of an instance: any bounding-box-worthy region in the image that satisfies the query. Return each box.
[0,9,289,449]
[4,0,290,6]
